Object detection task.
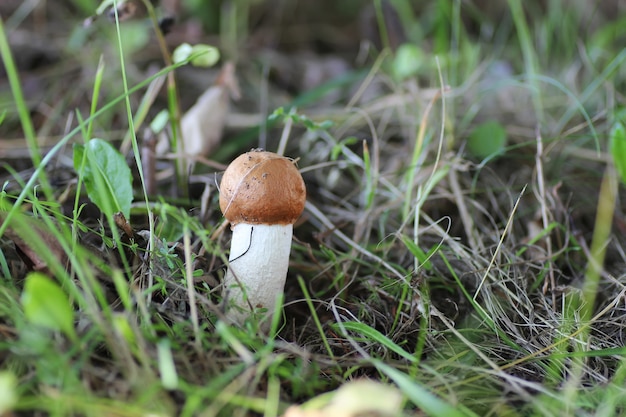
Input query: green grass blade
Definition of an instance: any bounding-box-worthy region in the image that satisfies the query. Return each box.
[374,360,479,417]
[610,122,626,184]
[333,321,417,363]
[0,17,40,166]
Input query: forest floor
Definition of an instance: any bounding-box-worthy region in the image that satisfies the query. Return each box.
[1,1,626,416]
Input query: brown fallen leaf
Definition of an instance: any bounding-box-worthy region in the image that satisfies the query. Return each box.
[0,211,67,276]
[166,61,239,176]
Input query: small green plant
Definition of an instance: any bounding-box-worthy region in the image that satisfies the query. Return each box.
[466,121,508,160]
[269,107,334,131]
[21,272,77,342]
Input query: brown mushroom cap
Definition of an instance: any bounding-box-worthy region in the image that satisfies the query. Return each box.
[219,150,306,225]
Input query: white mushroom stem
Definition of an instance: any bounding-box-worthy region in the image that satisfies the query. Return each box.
[223,223,293,326]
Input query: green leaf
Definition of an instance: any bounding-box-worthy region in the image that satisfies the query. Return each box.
[150,109,170,134]
[467,121,507,160]
[393,43,424,80]
[0,372,17,414]
[172,43,220,67]
[119,23,150,53]
[172,43,194,64]
[21,272,76,340]
[73,138,133,217]
[190,44,220,67]
[157,339,179,390]
[610,122,626,185]
[292,380,403,415]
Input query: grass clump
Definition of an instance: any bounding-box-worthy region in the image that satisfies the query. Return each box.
[2,0,626,416]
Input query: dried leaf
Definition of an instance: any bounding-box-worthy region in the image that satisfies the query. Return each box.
[283,380,403,417]
[114,212,134,238]
[162,62,239,175]
[0,212,67,275]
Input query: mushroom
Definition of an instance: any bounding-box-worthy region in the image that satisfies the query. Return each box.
[219,150,306,328]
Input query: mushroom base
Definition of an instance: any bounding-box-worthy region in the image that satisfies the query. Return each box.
[222,223,293,329]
